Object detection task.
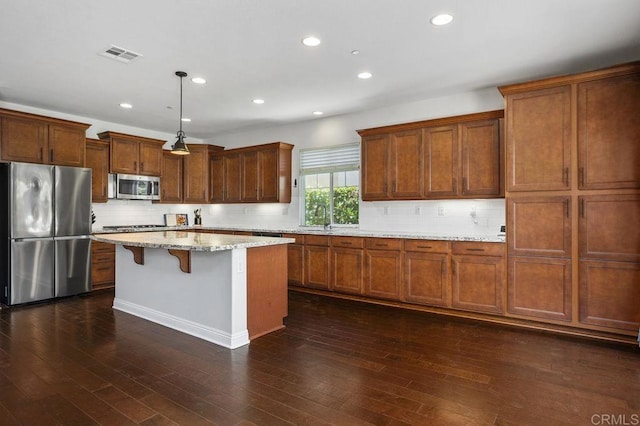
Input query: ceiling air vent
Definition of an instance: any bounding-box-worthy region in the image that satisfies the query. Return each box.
[99,45,143,63]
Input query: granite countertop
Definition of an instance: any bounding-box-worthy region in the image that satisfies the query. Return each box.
[93,225,506,243]
[93,230,295,252]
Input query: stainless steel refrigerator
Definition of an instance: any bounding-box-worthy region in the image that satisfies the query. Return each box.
[0,162,92,305]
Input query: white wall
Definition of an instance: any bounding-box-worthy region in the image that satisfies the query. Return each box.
[3,88,508,237]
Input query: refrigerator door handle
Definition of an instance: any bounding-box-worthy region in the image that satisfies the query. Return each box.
[54,235,92,241]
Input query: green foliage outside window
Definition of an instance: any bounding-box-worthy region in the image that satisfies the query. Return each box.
[305,186,359,225]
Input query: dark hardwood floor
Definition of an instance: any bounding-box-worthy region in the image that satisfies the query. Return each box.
[0,289,638,425]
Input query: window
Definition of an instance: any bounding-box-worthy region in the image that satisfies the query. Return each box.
[300,143,360,227]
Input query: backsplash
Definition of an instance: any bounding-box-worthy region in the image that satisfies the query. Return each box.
[92,197,505,238]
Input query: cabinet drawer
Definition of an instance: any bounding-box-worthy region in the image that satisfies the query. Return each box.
[305,235,330,246]
[283,233,304,244]
[365,238,402,251]
[92,262,115,284]
[93,252,115,263]
[404,240,451,253]
[91,240,115,254]
[453,242,504,257]
[331,236,365,249]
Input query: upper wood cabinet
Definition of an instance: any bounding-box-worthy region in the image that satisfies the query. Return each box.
[85,138,110,203]
[577,73,640,190]
[359,110,503,201]
[0,108,89,166]
[500,61,640,192]
[160,151,184,203]
[183,144,223,204]
[209,142,293,204]
[98,131,165,176]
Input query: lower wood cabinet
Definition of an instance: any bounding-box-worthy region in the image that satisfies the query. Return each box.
[330,237,364,295]
[91,241,115,290]
[579,260,640,331]
[507,256,572,321]
[304,235,330,290]
[284,233,304,286]
[364,238,402,300]
[451,242,504,314]
[404,240,451,307]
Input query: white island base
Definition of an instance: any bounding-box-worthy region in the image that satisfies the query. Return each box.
[111,241,288,349]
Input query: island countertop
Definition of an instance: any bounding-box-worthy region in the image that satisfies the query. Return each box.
[93,230,295,251]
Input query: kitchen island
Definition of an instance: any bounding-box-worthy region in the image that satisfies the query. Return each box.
[93,231,294,349]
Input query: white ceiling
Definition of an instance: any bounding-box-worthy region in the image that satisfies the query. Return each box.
[1,0,639,139]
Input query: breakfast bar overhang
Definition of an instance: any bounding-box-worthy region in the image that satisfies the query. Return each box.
[93,231,294,349]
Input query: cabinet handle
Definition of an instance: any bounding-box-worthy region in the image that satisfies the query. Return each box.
[39,148,43,161]
[375,243,388,247]
[452,261,456,274]
[565,200,569,218]
[465,248,485,252]
[564,168,569,186]
[341,242,353,245]
[140,162,144,172]
[463,177,468,192]
[417,245,432,249]
[96,266,112,271]
[580,198,586,218]
[50,149,54,162]
[579,167,584,187]
[134,161,137,171]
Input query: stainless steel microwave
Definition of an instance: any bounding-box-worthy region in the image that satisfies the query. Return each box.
[108,173,161,200]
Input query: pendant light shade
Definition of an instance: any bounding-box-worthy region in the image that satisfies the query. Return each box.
[171,71,190,155]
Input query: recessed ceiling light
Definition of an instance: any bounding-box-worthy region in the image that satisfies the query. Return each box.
[302,36,321,47]
[351,50,360,55]
[119,103,133,109]
[357,71,373,79]
[181,118,191,122]
[312,111,323,116]
[430,13,453,26]
[252,99,265,104]
[191,77,206,84]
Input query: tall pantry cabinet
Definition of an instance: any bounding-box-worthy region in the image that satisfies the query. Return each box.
[499,61,640,337]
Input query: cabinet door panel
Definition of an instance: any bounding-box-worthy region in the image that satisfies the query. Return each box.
[452,255,503,314]
[85,140,109,202]
[1,116,47,163]
[224,154,242,202]
[424,125,457,197]
[404,252,449,307]
[365,249,402,300]
[361,135,389,200]
[579,194,640,262]
[506,86,571,191]
[508,196,571,258]
[183,146,208,203]
[390,130,423,198]
[287,244,304,286]
[578,73,640,189]
[48,125,85,167]
[461,119,501,196]
[139,142,163,176]
[304,246,330,290]
[579,260,640,331]
[209,155,224,202]
[242,151,259,201]
[331,247,364,295]
[110,138,139,174]
[508,256,572,321]
[161,152,183,203]
[258,149,279,201]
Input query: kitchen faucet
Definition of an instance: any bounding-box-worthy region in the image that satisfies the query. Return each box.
[314,204,331,230]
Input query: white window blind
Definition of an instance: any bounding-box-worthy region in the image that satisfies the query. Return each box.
[299,143,360,175]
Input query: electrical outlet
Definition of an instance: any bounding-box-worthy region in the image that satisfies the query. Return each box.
[415,206,422,215]
[438,206,445,216]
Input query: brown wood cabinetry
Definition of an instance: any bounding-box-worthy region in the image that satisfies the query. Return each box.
[577,74,640,190]
[304,235,330,290]
[160,151,184,203]
[451,242,504,314]
[91,241,115,290]
[98,131,165,176]
[403,240,451,307]
[85,139,110,202]
[359,110,503,201]
[183,145,223,203]
[500,61,640,337]
[209,142,293,204]
[284,233,304,286]
[364,238,402,300]
[330,237,364,295]
[0,108,89,166]
[208,155,224,202]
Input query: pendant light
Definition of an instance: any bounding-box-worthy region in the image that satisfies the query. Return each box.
[170,70,190,155]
